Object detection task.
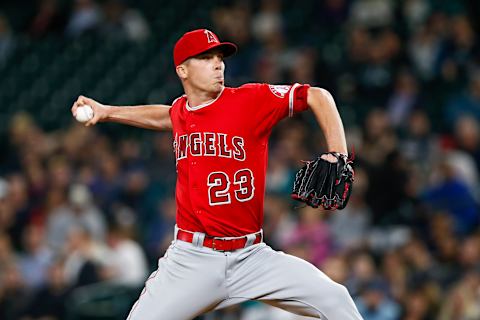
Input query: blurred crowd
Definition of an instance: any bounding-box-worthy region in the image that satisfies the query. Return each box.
[1,0,480,319]
[1,0,150,46]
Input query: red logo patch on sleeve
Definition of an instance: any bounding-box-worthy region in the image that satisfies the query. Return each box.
[268,85,291,98]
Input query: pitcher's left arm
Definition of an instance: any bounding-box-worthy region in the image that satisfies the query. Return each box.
[307,87,348,157]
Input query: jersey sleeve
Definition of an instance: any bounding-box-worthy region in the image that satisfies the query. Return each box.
[265,83,310,117]
[251,83,311,133]
[169,95,186,117]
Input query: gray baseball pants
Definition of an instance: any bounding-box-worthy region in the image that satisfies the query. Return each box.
[127,228,363,320]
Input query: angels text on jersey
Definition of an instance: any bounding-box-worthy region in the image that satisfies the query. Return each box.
[173,132,246,163]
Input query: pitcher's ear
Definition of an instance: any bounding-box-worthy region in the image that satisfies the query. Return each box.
[176,65,188,79]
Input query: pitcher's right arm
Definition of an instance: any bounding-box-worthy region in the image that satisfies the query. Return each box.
[71,95,172,131]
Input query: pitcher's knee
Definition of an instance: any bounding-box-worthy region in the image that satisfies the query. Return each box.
[310,282,353,310]
[333,283,351,301]
[309,282,361,319]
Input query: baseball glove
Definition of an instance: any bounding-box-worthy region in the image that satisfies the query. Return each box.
[291,152,354,210]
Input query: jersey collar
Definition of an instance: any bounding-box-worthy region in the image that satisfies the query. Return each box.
[185,87,225,111]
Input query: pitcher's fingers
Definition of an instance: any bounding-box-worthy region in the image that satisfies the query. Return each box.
[321,153,338,163]
[71,101,80,116]
[85,113,99,127]
[76,95,90,106]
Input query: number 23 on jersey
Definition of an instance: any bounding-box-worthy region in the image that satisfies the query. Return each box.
[207,169,255,206]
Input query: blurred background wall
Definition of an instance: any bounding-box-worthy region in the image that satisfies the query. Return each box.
[0,0,480,319]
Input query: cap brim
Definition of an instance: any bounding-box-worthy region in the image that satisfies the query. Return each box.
[199,42,238,59]
[215,42,237,58]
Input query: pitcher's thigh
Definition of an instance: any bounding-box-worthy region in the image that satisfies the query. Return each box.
[231,246,362,319]
[127,245,227,320]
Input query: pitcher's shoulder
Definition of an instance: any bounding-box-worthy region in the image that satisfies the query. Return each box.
[171,94,187,107]
[228,83,267,94]
[238,83,266,90]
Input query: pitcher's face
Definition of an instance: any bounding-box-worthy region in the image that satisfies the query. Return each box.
[179,49,225,94]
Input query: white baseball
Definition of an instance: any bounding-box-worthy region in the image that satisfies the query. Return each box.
[75,105,94,123]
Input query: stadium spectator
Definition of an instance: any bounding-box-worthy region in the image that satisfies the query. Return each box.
[27,0,66,38]
[65,0,101,37]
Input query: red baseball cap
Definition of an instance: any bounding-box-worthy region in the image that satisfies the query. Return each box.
[173,29,237,67]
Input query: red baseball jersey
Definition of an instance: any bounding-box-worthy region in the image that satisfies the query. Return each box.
[169,83,310,237]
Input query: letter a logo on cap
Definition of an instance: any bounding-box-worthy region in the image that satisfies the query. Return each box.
[204,30,218,43]
[174,29,237,66]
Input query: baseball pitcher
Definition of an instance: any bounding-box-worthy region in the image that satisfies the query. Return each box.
[71,29,362,320]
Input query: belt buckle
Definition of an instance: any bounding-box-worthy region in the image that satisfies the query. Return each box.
[211,238,225,252]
